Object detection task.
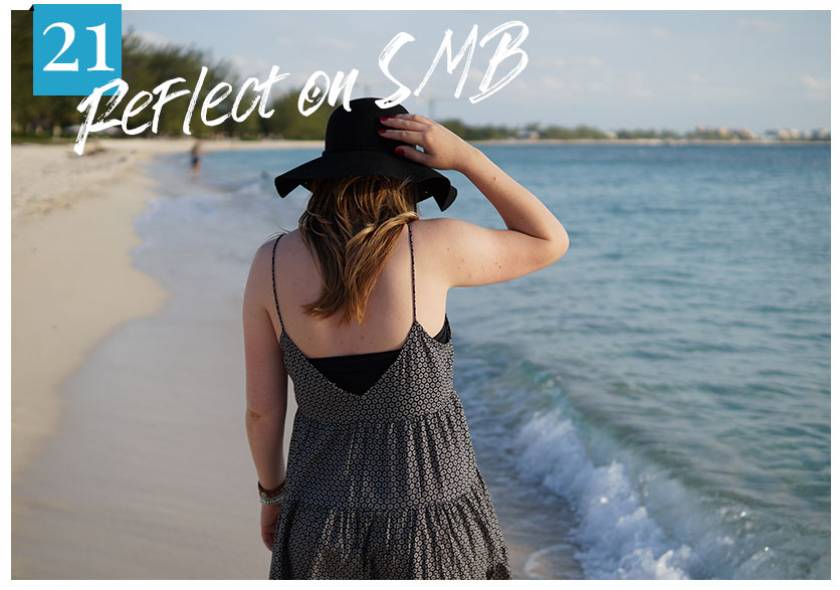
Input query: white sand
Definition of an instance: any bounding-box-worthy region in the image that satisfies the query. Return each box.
[11,137,314,476]
[12,140,171,477]
[11,138,306,579]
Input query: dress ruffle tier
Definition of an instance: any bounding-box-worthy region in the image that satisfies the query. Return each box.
[269,466,510,579]
[268,394,511,579]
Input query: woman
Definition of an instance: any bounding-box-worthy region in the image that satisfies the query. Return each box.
[243,98,569,579]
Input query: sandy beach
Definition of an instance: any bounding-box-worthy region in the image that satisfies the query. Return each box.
[11,136,320,477]
[11,137,550,579]
[11,137,311,578]
[12,140,167,477]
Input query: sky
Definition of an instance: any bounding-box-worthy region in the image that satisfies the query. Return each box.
[122,11,830,133]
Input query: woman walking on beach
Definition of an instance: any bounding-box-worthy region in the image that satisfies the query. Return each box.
[242,98,569,579]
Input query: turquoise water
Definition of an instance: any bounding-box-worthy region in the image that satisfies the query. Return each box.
[151,143,829,579]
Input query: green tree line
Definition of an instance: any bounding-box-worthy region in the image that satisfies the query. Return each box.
[11,11,828,143]
[12,10,330,140]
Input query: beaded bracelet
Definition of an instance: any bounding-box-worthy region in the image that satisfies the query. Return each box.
[258,480,286,505]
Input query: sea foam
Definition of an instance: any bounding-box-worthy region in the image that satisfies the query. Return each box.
[513,408,696,579]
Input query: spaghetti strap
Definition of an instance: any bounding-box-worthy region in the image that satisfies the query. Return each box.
[271,233,286,333]
[407,222,417,322]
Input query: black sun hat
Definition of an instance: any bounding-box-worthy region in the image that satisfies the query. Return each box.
[274,97,457,211]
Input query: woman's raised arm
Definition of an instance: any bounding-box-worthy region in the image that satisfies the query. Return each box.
[381,113,569,287]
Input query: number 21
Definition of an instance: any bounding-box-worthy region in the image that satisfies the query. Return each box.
[43,22,114,72]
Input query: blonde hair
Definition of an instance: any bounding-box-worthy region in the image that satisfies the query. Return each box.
[298,176,420,325]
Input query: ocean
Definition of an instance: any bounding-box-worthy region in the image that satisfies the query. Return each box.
[140,142,830,579]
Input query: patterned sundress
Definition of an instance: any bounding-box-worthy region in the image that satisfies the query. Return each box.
[268,221,512,579]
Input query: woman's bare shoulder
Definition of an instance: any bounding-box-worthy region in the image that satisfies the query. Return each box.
[412,217,464,239]
[412,217,480,253]
[254,229,301,262]
[247,230,302,293]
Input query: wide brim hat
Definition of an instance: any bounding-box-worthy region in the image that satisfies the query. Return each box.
[274,97,457,211]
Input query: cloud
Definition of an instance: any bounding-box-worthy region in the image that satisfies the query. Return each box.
[537,75,609,96]
[627,86,654,99]
[559,56,605,68]
[228,55,277,79]
[737,18,783,33]
[801,75,829,100]
[538,56,605,70]
[130,29,172,48]
[677,72,756,101]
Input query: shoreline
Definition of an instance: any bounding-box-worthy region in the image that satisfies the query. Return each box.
[11,138,307,578]
[11,140,303,578]
[11,137,303,477]
[11,137,323,477]
[12,141,167,476]
[12,136,829,151]
[474,137,829,146]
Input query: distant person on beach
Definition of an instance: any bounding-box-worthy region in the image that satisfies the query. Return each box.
[190,141,201,177]
[242,98,569,579]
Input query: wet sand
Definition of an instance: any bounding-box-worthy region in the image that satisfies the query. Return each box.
[11,137,313,478]
[11,138,303,578]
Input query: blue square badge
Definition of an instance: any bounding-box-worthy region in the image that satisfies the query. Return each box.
[33,4,122,96]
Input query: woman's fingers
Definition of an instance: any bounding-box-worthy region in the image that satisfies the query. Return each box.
[380,115,427,131]
[395,145,432,165]
[378,128,425,145]
[396,112,434,126]
[379,112,443,167]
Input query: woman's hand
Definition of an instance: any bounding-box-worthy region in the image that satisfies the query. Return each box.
[379,113,479,173]
[260,503,283,551]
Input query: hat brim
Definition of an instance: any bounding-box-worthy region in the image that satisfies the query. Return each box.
[274,150,457,212]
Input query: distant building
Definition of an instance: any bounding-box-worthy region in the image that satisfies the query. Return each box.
[689,125,758,140]
[811,128,830,140]
[515,129,540,140]
[733,128,759,140]
[761,128,829,141]
[777,128,805,140]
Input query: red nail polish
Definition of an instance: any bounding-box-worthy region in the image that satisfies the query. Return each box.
[394,147,402,154]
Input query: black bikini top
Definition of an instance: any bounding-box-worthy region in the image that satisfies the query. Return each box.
[308,316,450,396]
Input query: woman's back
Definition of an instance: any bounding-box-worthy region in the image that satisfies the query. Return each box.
[271,220,450,396]
[269,219,449,358]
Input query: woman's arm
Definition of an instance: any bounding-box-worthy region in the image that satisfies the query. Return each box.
[242,240,288,491]
[380,114,569,287]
